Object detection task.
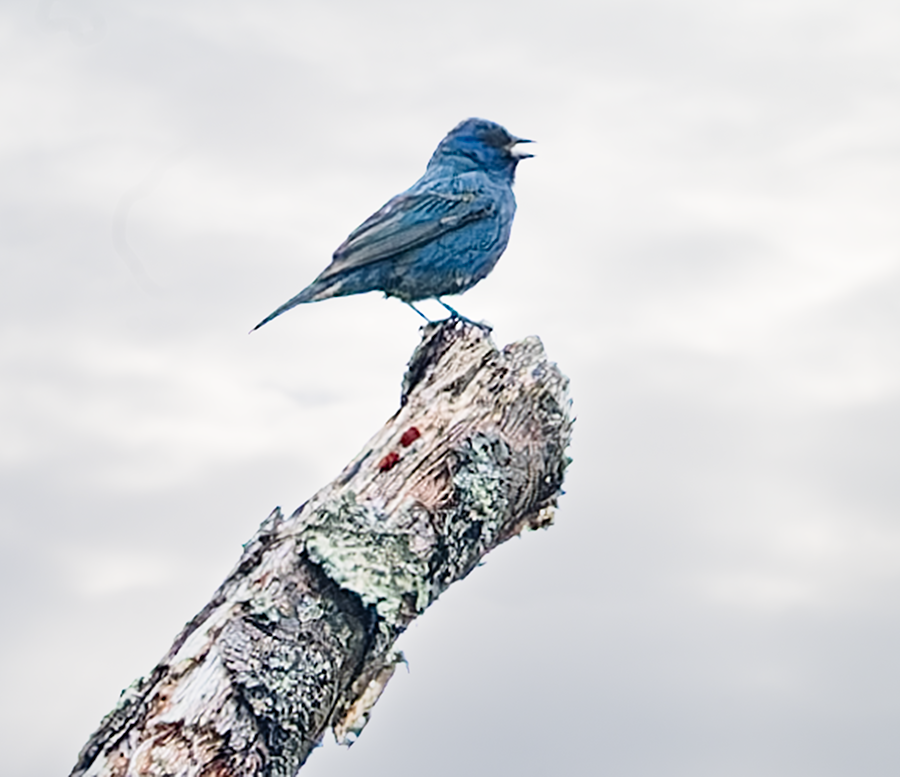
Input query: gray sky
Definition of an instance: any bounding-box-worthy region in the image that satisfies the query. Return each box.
[2,1,900,775]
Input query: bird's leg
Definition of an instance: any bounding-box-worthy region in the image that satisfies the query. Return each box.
[405,302,433,322]
[436,299,492,331]
[437,299,462,318]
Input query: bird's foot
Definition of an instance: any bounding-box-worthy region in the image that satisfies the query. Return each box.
[437,299,493,332]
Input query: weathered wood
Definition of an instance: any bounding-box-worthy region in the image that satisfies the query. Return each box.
[70,319,572,777]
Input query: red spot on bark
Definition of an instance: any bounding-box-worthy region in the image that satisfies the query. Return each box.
[378,451,400,471]
[400,426,421,447]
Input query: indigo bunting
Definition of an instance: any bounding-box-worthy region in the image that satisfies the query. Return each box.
[252,118,532,330]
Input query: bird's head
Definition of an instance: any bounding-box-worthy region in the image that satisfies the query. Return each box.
[428,118,533,180]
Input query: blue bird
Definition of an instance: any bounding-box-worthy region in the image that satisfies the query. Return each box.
[252,118,532,331]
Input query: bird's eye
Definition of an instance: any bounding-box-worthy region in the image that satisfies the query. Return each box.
[480,128,511,148]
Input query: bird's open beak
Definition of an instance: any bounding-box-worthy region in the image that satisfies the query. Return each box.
[509,137,535,159]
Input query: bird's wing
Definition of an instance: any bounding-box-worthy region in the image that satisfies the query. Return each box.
[318,187,495,280]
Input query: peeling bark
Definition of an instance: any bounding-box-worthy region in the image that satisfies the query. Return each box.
[70,319,573,777]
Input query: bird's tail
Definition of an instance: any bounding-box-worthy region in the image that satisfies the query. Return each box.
[251,279,338,331]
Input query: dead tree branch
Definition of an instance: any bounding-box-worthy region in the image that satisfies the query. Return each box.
[70,319,572,777]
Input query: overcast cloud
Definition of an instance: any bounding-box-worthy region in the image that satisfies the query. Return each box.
[2,1,900,775]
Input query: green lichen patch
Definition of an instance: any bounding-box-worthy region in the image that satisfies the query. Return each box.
[300,493,433,624]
